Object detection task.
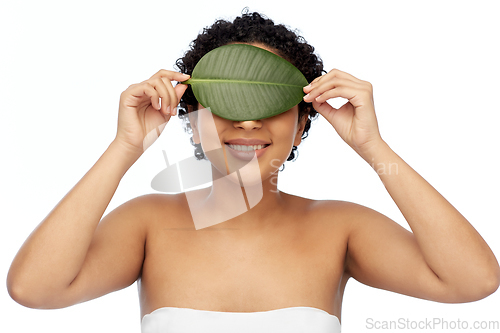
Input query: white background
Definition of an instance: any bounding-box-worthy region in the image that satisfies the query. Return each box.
[1,0,499,332]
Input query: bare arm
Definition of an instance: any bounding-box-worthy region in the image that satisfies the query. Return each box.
[345,140,500,302]
[7,140,140,307]
[303,68,499,302]
[7,69,189,308]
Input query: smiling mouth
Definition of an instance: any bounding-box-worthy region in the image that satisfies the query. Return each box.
[224,143,271,152]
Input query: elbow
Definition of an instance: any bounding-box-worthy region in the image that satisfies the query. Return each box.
[7,283,61,309]
[7,269,26,307]
[441,265,500,303]
[464,265,500,302]
[7,273,48,309]
[468,256,500,301]
[7,273,74,310]
[7,268,74,310]
[7,270,23,305]
[7,262,38,308]
[7,281,37,309]
[483,265,500,297]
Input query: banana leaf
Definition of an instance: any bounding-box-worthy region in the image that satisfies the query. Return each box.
[181,44,308,121]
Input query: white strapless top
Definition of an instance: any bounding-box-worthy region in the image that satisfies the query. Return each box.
[141,306,341,333]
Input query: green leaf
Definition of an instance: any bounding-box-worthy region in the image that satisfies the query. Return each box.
[182,44,308,121]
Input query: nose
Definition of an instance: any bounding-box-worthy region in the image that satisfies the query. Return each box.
[233,120,262,130]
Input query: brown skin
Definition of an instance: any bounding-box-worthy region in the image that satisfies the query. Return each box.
[185,103,308,231]
[7,44,500,324]
[136,191,351,320]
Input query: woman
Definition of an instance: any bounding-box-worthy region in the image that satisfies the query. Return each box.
[7,11,499,333]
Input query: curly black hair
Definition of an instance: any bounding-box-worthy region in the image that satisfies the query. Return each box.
[175,9,325,171]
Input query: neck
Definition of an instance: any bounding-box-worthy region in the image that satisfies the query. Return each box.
[187,164,287,231]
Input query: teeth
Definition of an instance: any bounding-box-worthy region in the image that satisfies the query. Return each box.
[226,144,268,151]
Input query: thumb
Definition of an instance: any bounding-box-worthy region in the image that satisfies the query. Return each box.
[174,83,189,105]
[313,100,337,122]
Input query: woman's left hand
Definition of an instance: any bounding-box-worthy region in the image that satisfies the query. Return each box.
[303,69,384,159]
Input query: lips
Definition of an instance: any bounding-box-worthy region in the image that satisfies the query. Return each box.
[224,143,271,161]
[225,138,271,145]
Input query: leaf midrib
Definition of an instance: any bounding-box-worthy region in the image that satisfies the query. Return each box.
[186,78,304,88]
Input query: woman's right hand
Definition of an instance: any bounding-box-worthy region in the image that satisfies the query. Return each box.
[114,69,190,156]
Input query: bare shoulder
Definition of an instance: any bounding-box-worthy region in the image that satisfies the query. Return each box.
[107,193,183,230]
[127,193,188,217]
[293,194,375,226]
[291,196,399,253]
[306,198,391,228]
[315,198,454,302]
[282,193,372,244]
[306,198,407,252]
[52,193,182,308]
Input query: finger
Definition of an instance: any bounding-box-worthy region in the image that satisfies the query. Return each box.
[310,75,323,85]
[303,76,323,93]
[148,78,172,115]
[161,76,178,114]
[316,77,360,92]
[129,82,161,110]
[304,77,359,102]
[326,68,364,83]
[172,84,189,115]
[304,69,359,95]
[312,99,333,114]
[307,69,364,94]
[314,87,355,104]
[161,110,172,124]
[311,99,339,124]
[174,82,188,99]
[150,69,190,83]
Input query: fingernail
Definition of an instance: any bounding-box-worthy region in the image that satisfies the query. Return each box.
[303,94,309,100]
[166,106,171,115]
[305,84,311,89]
